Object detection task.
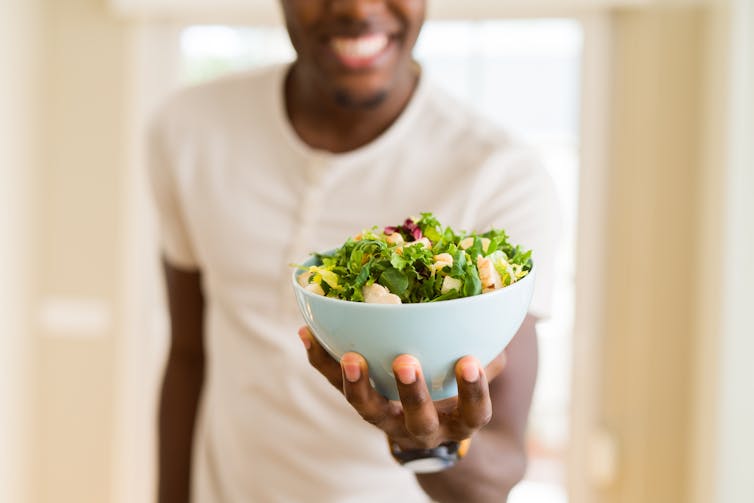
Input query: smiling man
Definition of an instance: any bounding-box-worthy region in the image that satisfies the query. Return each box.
[150,1,560,502]
[283,0,422,152]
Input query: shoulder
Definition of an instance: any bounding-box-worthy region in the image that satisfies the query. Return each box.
[419,79,546,183]
[150,63,285,140]
[415,78,546,189]
[419,79,517,157]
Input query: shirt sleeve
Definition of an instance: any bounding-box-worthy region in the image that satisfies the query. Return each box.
[469,146,563,319]
[147,113,200,270]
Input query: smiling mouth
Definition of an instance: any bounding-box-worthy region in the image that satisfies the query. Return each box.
[329,33,392,69]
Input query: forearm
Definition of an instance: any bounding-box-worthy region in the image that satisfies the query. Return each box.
[158,351,205,503]
[415,429,526,503]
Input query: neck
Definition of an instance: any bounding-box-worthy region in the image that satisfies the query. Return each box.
[285,62,419,154]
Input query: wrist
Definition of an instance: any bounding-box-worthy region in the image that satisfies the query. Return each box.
[388,437,472,473]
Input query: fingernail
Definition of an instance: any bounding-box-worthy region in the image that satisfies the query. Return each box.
[461,362,480,383]
[298,329,311,350]
[395,365,417,385]
[342,360,361,383]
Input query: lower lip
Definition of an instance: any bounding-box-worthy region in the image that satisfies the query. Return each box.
[329,38,394,70]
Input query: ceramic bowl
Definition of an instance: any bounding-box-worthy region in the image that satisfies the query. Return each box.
[292,255,535,400]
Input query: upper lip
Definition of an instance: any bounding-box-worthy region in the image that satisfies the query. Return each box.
[328,30,393,38]
[319,23,402,41]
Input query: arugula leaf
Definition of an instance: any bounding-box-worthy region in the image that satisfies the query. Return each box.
[462,262,482,297]
[390,250,408,271]
[348,247,364,274]
[450,248,467,278]
[354,260,372,288]
[467,236,484,260]
[379,267,409,296]
[418,213,443,243]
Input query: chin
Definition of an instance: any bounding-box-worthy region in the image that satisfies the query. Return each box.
[333,87,389,109]
[329,71,399,109]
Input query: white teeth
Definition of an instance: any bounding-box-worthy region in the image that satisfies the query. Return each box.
[331,33,389,59]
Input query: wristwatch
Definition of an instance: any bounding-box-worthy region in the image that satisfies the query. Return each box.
[388,438,471,473]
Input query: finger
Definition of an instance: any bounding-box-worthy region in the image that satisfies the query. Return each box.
[454,356,493,436]
[340,353,400,432]
[393,355,440,448]
[484,350,508,382]
[298,326,343,390]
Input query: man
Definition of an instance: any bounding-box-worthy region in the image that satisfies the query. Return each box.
[150,1,560,502]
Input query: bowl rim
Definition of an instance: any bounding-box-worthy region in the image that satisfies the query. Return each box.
[291,252,536,309]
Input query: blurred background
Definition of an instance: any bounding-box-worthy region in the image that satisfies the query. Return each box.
[1,0,752,502]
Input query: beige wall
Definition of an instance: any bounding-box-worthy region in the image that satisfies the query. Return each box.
[571,8,711,503]
[691,4,729,502]
[0,0,39,500]
[593,6,753,503]
[29,0,131,502]
[597,7,703,503]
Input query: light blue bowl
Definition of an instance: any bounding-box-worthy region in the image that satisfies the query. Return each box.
[292,255,535,400]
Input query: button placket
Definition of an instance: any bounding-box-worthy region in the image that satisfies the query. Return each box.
[287,156,330,264]
[279,156,333,315]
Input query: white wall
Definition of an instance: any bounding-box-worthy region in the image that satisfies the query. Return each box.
[692,2,754,502]
[0,0,38,501]
[715,2,754,502]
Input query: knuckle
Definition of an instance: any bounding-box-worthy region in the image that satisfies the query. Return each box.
[400,391,430,411]
[480,410,493,425]
[460,384,486,405]
[468,410,493,429]
[407,418,439,439]
[361,409,390,430]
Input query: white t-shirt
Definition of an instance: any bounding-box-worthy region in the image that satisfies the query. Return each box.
[149,64,560,503]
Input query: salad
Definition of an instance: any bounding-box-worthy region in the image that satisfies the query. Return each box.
[296,213,532,304]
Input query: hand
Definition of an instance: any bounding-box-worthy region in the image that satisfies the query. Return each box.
[297,326,507,450]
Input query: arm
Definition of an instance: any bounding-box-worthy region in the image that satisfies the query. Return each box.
[158,260,206,503]
[415,315,538,502]
[299,314,539,503]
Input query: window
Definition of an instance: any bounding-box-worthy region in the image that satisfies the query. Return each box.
[179,20,581,502]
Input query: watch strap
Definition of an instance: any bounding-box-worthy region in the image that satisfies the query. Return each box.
[388,438,471,473]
